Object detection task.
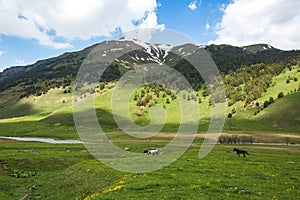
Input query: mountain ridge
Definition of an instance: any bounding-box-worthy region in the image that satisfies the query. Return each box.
[1,39,300,95]
[0,41,290,80]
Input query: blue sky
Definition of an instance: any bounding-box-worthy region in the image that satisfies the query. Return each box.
[156,0,228,43]
[0,0,300,71]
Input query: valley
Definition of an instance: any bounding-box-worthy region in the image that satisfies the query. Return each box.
[0,39,299,199]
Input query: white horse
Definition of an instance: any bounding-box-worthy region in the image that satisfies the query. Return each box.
[147,149,159,155]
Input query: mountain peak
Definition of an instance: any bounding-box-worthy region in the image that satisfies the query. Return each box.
[242,43,277,53]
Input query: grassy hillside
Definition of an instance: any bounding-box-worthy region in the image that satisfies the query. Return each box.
[224,66,300,133]
[255,92,300,131]
[225,92,300,137]
[0,65,299,141]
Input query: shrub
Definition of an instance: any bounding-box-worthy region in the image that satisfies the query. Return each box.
[263,100,270,108]
[198,98,202,104]
[228,100,235,107]
[231,108,237,114]
[166,98,170,104]
[277,92,284,99]
[269,97,274,104]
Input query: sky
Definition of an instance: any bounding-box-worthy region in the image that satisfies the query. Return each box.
[0,0,300,71]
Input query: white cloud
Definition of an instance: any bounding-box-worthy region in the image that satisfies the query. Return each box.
[218,3,226,12]
[188,0,201,11]
[0,51,4,56]
[0,0,162,49]
[15,58,24,64]
[205,22,210,31]
[210,0,300,50]
[136,11,165,42]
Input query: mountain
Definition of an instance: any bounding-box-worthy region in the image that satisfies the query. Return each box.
[0,38,300,106]
[242,43,276,53]
[0,38,299,135]
[1,39,300,94]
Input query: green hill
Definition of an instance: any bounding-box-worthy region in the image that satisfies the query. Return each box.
[255,92,300,131]
[0,66,299,141]
[0,41,299,141]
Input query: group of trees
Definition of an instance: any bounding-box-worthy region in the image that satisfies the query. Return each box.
[224,63,287,107]
[253,92,285,116]
[286,76,298,84]
[218,135,254,144]
[182,92,198,102]
[19,78,72,98]
[133,83,177,109]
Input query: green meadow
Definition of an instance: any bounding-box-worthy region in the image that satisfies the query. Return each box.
[0,139,299,200]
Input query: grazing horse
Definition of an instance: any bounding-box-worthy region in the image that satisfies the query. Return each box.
[144,149,160,155]
[144,150,149,154]
[233,148,250,158]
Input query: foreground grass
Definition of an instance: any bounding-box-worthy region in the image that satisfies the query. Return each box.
[94,145,300,200]
[0,139,122,199]
[0,139,299,200]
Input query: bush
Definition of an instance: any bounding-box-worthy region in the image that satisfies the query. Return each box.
[166,98,170,104]
[263,100,270,108]
[231,108,236,114]
[277,92,284,99]
[228,100,235,107]
[198,98,202,104]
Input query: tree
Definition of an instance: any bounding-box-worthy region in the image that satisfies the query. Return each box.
[187,94,191,101]
[166,98,170,104]
[269,97,274,104]
[263,100,270,108]
[228,100,235,107]
[198,98,202,104]
[277,92,284,99]
[202,87,209,97]
[171,93,177,100]
[231,108,237,114]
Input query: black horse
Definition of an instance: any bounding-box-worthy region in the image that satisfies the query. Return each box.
[233,148,250,158]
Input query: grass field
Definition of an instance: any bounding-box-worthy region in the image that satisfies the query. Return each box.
[0,139,299,200]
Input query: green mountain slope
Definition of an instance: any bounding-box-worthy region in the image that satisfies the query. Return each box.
[0,41,299,140]
[0,65,299,140]
[255,92,300,131]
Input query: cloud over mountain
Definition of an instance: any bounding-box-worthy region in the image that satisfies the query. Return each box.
[211,0,300,50]
[0,0,162,49]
